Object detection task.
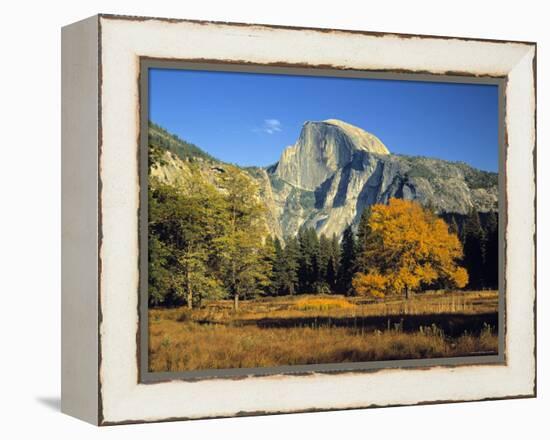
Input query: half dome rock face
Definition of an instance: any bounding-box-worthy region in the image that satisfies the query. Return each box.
[273,119,389,191]
[322,119,390,155]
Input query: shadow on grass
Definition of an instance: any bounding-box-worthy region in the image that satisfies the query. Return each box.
[228,312,498,337]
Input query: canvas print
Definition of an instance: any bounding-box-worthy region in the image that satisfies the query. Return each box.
[146,68,500,373]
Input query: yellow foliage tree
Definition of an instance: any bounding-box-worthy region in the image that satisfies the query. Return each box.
[353,198,468,299]
[352,271,387,299]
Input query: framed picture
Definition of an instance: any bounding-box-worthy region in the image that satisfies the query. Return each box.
[61,14,536,425]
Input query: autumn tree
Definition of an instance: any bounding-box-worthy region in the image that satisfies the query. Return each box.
[352,198,468,299]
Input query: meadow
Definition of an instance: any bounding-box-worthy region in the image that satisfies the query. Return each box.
[148,290,498,372]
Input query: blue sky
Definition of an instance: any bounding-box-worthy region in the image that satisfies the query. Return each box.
[149,68,499,172]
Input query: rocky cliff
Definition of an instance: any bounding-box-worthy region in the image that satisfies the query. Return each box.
[273,119,389,190]
[149,120,498,240]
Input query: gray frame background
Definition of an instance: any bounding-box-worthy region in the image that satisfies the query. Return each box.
[138,59,507,383]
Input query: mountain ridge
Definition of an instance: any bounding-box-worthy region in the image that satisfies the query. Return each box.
[149,121,498,239]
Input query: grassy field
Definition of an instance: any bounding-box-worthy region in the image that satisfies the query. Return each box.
[148,290,498,372]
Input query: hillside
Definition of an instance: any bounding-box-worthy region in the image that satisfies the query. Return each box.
[148,121,498,239]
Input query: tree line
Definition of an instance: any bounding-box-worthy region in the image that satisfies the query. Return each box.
[149,157,498,309]
[443,210,499,290]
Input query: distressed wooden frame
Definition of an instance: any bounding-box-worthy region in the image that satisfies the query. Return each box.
[61,14,536,425]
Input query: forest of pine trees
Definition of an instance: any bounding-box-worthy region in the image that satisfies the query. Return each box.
[446,209,499,290]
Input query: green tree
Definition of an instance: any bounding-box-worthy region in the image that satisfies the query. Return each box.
[325,256,337,291]
[270,237,286,295]
[483,211,499,289]
[337,225,356,294]
[148,172,227,308]
[447,215,459,236]
[318,234,333,292]
[330,234,341,276]
[148,233,173,306]
[297,227,321,293]
[462,208,486,289]
[355,206,372,273]
[218,167,269,310]
[282,236,300,295]
[260,235,276,296]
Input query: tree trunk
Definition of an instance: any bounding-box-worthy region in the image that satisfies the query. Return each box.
[404,286,409,300]
[187,288,193,310]
[234,293,239,311]
[186,272,193,309]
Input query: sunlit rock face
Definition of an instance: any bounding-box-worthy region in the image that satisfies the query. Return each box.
[273,119,389,191]
[152,120,498,240]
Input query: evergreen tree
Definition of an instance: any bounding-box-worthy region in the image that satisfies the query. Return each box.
[355,206,372,273]
[297,227,321,293]
[260,236,276,297]
[337,225,356,294]
[282,236,300,295]
[148,233,173,306]
[483,211,499,289]
[270,237,286,295]
[448,215,459,236]
[330,233,341,276]
[326,256,337,291]
[462,208,486,289]
[318,234,332,291]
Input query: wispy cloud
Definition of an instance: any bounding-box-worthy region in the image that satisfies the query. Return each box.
[254,118,282,135]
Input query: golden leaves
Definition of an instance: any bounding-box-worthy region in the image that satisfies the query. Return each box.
[354,198,468,298]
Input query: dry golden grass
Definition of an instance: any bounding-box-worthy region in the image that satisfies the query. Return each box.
[148,290,499,372]
[295,296,354,311]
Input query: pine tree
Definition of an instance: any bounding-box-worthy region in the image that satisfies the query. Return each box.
[318,234,332,291]
[483,211,499,289]
[448,215,459,236]
[462,208,486,289]
[297,227,321,293]
[270,237,285,295]
[355,206,372,273]
[282,236,300,295]
[260,236,276,297]
[330,233,341,276]
[326,256,337,291]
[337,225,356,294]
